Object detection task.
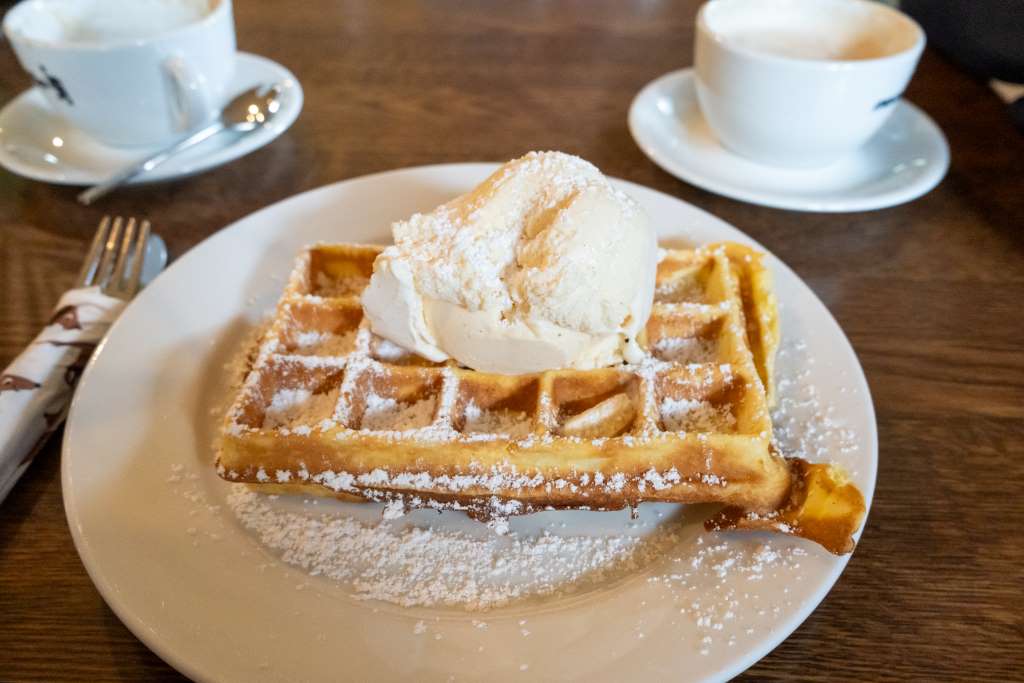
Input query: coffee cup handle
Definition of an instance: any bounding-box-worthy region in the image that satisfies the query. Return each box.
[162,55,215,133]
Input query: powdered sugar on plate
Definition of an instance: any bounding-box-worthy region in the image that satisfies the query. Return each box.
[228,487,677,609]
[772,338,861,475]
[220,333,859,632]
[643,535,809,655]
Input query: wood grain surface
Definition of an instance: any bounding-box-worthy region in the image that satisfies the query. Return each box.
[2,1,1022,680]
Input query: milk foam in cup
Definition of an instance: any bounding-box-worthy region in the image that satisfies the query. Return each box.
[3,0,236,147]
[15,0,212,43]
[694,0,925,168]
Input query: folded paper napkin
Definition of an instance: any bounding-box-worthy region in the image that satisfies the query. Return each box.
[0,286,126,503]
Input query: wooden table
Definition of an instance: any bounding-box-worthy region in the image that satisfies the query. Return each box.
[2,1,1022,680]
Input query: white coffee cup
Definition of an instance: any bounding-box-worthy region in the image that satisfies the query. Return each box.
[3,0,236,148]
[694,0,925,168]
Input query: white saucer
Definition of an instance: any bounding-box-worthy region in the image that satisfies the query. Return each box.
[0,52,303,186]
[629,68,949,212]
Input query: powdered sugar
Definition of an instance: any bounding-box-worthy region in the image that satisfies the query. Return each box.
[263,388,340,430]
[292,329,357,357]
[228,487,677,609]
[462,401,533,438]
[371,337,413,362]
[772,339,860,472]
[361,394,437,431]
[646,536,808,655]
[213,322,864,669]
[314,271,369,297]
[652,336,714,364]
[655,279,707,304]
[660,397,736,433]
[216,248,867,662]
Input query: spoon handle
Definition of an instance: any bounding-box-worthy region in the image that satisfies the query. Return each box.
[77,121,226,205]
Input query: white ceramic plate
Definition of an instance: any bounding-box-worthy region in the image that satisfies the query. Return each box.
[629,68,949,212]
[63,164,876,682]
[0,52,302,186]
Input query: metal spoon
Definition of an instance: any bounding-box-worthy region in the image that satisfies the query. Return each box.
[77,83,283,205]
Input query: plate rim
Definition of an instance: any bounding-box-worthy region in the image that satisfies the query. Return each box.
[61,162,878,682]
[628,67,950,212]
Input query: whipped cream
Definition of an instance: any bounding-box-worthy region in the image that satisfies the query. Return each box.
[361,151,658,374]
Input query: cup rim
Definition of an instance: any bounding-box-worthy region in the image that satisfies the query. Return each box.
[697,0,925,69]
[2,0,231,51]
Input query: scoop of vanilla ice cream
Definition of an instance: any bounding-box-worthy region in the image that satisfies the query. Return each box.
[361,151,658,375]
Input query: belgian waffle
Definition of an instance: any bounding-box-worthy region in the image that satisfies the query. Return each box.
[217,242,865,553]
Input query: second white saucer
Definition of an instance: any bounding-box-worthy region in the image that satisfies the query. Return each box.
[0,52,303,186]
[628,68,949,212]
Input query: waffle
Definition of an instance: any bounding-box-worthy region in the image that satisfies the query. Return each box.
[217,242,865,553]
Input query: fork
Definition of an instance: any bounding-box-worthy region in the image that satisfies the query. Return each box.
[0,216,157,504]
[76,215,152,298]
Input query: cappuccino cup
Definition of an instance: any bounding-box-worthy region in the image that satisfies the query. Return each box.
[694,0,925,168]
[3,0,236,148]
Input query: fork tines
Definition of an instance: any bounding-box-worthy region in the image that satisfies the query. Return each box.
[77,216,151,299]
